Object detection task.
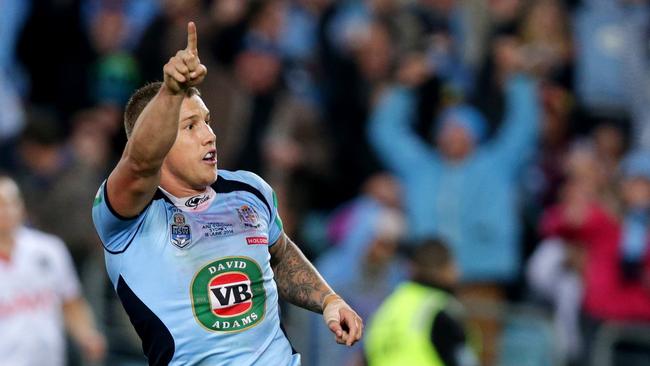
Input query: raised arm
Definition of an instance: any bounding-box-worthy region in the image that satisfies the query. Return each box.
[368,86,437,178]
[107,22,207,217]
[270,233,363,346]
[487,75,540,170]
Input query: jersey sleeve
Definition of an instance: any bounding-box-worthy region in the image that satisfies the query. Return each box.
[267,189,283,245]
[236,171,284,246]
[91,180,148,254]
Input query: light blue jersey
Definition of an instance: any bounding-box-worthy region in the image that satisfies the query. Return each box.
[92,170,300,366]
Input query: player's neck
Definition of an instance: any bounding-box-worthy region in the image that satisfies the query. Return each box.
[162,186,209,198]
[160,176,210,198]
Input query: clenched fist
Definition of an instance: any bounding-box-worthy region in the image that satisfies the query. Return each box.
[163,22,207,94]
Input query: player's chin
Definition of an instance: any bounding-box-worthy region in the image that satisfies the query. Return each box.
[198,165,218,185]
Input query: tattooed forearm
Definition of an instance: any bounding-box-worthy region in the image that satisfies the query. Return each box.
[270,233,334,313]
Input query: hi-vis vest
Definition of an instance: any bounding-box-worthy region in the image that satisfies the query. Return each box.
[365,282,452,366]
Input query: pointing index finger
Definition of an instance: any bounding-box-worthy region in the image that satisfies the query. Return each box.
[186,21,198,55]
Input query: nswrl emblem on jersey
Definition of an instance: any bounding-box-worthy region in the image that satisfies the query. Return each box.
[170,212,192,248]
[191,257,266,332]
[236,205,261,229]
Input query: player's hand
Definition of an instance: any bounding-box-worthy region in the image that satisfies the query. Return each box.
[163,21,207,94]
[323,295,363,346]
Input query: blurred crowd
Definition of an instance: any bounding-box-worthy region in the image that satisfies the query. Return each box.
[2,0,650,365]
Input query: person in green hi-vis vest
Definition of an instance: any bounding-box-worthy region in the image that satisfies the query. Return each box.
[365,238,478,366]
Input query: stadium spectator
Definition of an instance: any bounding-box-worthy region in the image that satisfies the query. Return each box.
[318,6,395,205]
[369,65,540,283]
[0,176,106,366]
[263,95,333,237]
[365,238,478,366]
[13,109,107,268]
[87,5,141,106]
[583,150,650,322]
[369,54,540,364]
[528,142,609,362]
[533,147,650,363]
[312,198,407,366]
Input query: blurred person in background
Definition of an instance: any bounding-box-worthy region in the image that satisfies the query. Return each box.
[14,108,109,270]
[282,173,401,365]
[318,3,397,206]
[263,96,333,238]
[585,150,650,323]
[326,173,403,248]
[0,176,106,366]
[87,4,141,107]
[311,197,407,366]
[365,238,478,366]
[528,142,611,363]
[231,0,288,172]
[369,49,540,365]
[533,148,650,365]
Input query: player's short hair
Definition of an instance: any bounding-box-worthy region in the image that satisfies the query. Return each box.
[410,238,453,271]
[123,82,201,138]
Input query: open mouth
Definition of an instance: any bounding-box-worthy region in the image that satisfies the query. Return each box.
[202,150,217,163]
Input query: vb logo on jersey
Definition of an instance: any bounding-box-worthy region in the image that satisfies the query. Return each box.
[191,257,266,332]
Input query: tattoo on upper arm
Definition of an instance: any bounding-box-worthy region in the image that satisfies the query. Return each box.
[271,234,333,313]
